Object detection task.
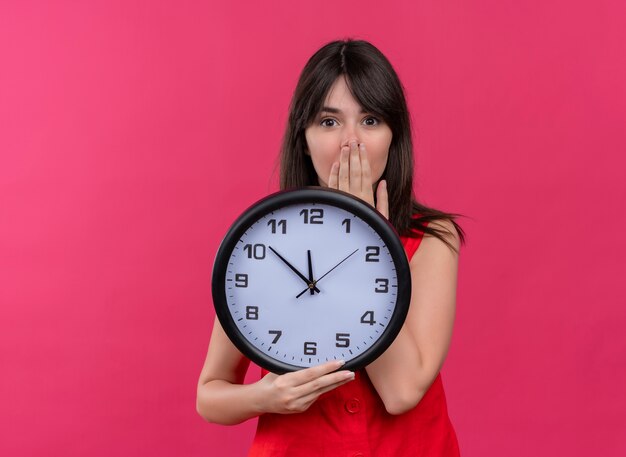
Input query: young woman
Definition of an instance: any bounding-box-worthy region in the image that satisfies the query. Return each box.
[197,39,466,456]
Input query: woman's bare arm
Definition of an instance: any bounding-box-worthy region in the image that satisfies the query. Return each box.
[365,219,460,414]
[196,319,260,425]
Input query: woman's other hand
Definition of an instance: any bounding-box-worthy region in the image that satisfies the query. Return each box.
[256,360,355,414]
[327,140,389,219]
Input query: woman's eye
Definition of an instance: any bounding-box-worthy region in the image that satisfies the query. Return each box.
[320,118,337,127]
[363,117,380,126]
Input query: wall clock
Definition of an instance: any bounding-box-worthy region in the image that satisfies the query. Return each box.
[211,187,411,374]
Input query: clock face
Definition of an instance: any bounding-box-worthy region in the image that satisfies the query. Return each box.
[212,187,411,374]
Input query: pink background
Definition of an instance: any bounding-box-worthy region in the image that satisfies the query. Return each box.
[1,1,625,455]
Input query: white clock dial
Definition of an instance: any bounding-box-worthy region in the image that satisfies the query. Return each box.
[212,188,411,373]
[224,203,397,368]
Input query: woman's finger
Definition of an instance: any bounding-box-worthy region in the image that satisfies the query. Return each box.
[338,146,350,192]
[359,143,373,198]
[286,359,346,387]
[295,373,356,409]
[349,141,361,194]
[328,162,339,189]
[293,369,355,398]
[376,180,389,219]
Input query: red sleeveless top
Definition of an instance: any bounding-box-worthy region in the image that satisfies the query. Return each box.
[248,228,460,457]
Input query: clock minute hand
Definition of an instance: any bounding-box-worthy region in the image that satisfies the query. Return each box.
[296,248,359,298]
[268,246,320,293]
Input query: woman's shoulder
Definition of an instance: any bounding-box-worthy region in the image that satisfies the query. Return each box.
[411,212,458,236]
[406,213,461,257]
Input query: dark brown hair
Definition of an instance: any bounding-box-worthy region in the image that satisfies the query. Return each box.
[280,39,466,253]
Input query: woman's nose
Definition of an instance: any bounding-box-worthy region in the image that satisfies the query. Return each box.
[340,135,360,148]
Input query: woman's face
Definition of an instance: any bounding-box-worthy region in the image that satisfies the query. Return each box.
[304,76,392,187]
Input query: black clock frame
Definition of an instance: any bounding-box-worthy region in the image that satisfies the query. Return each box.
[211,187,412,374]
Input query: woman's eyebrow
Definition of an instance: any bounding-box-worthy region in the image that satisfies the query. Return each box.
[320,106,367,114]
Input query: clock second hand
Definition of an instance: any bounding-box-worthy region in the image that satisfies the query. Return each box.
[268,246,320,294]
[296,248,359,298]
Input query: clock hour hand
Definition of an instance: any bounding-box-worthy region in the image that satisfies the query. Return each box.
[268,246,320,293]
[296,248,359,298]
